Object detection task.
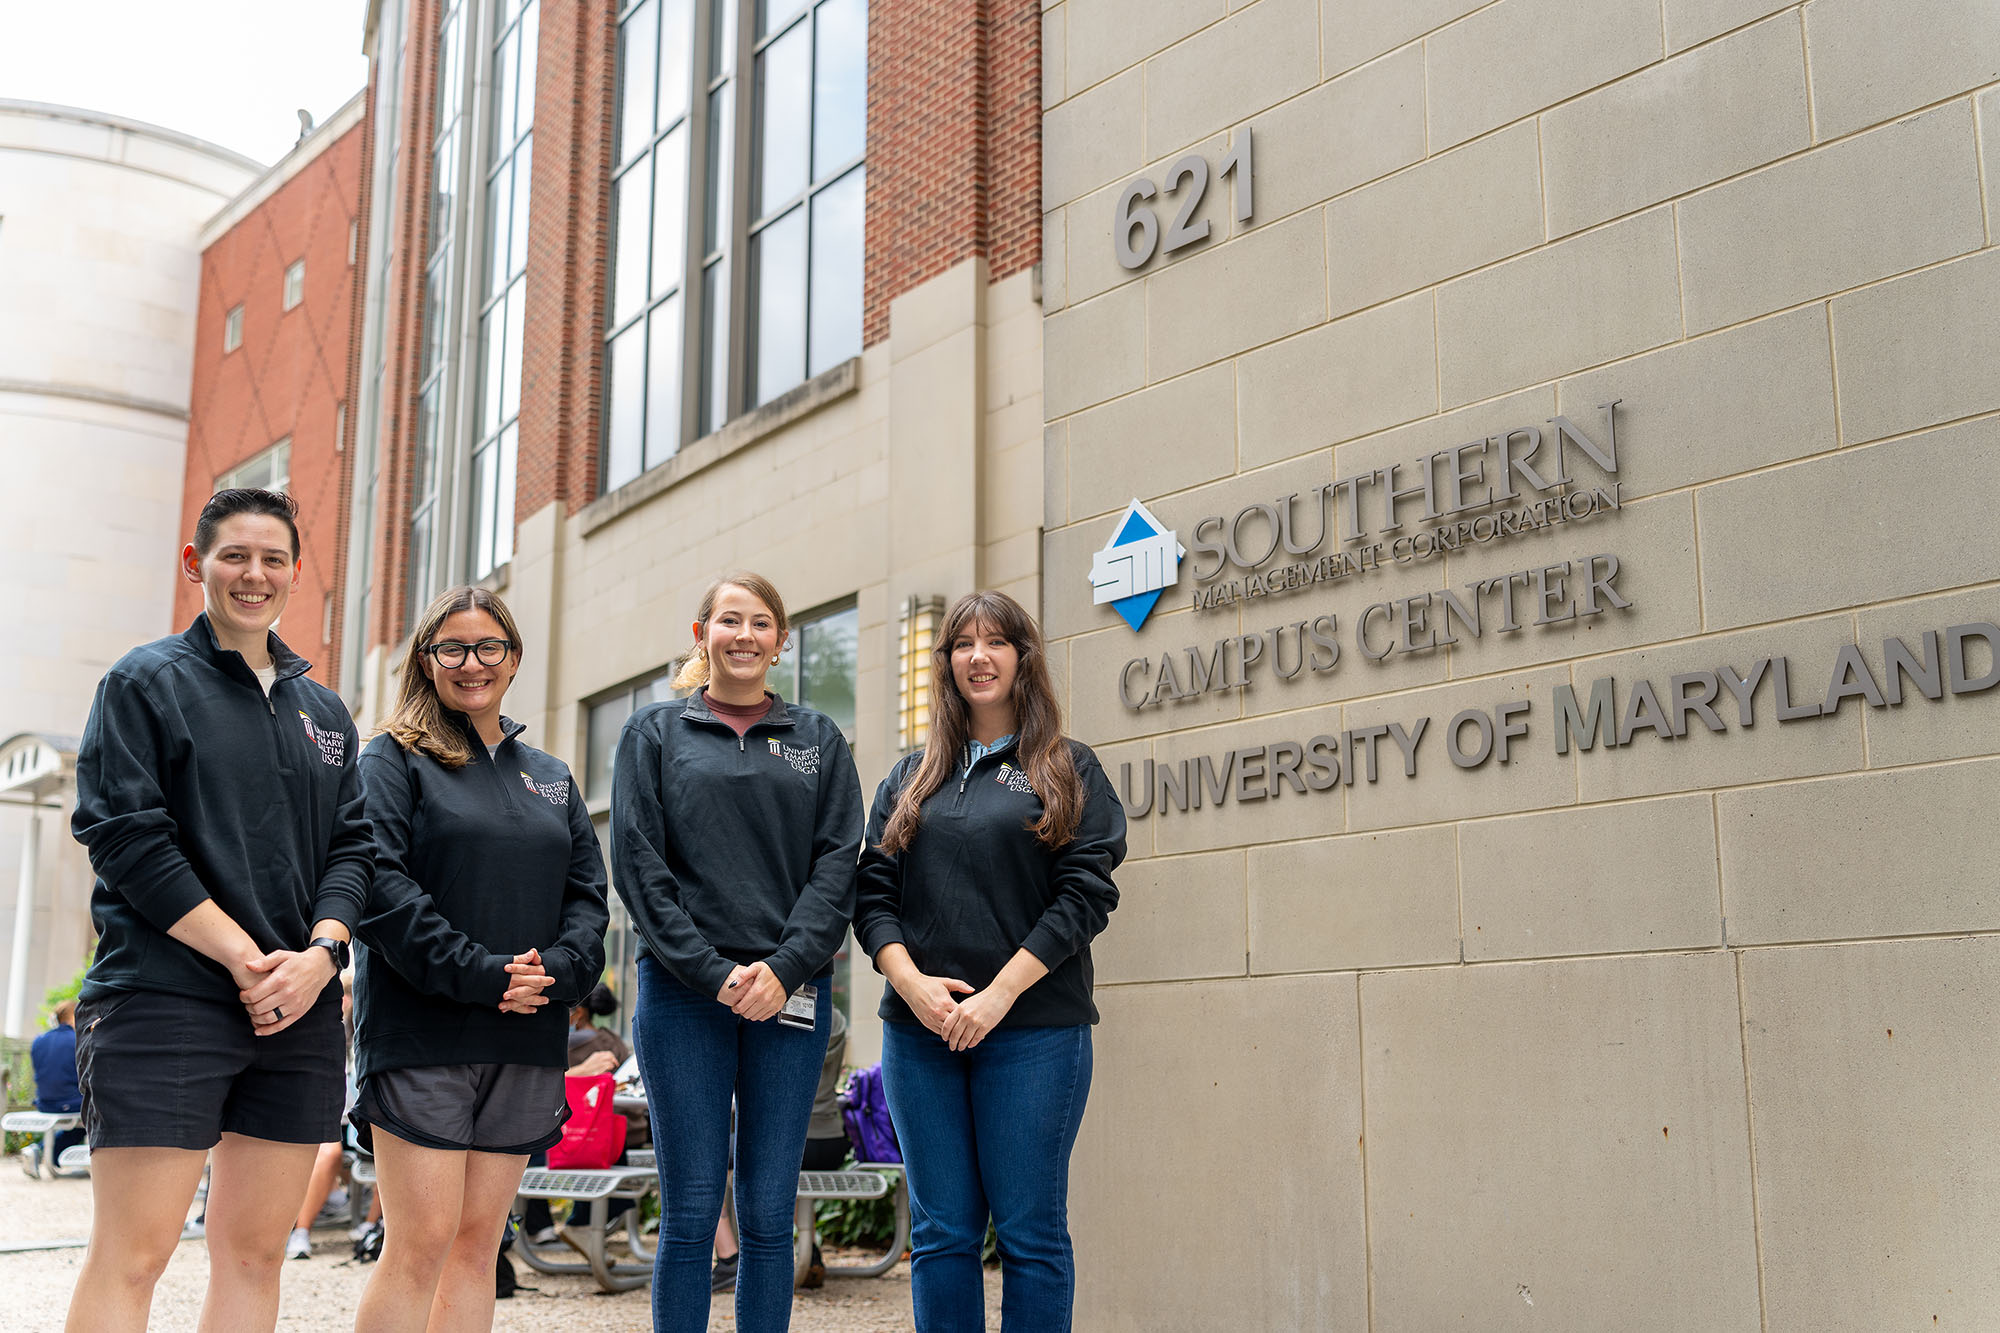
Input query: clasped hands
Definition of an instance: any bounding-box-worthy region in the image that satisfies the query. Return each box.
[892,967,1014,1053]
[234,945,556,1034]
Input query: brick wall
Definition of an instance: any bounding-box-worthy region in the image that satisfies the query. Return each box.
[177,120,369,687]
[863,0,1042,345]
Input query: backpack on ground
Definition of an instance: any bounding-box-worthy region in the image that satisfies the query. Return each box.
[839,1063,901,1164]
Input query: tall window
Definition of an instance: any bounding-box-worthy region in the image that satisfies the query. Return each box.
[410,0,469,628]
[223,304,244,352]
[283,259,306,311]
[347,0,411,694]
[775,601,857,738]
[603,0,866,495]
[469,0,538,578]
[749,0,865,405]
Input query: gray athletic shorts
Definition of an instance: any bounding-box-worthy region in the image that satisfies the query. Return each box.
[355,1062,568,1154]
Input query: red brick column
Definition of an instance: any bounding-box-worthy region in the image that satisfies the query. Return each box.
[862,0,1041,347]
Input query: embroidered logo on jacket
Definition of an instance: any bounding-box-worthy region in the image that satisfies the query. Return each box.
[766,738,821,775]
[521,771,569,805]
[994,762,1037,795]
[297,712,347,767]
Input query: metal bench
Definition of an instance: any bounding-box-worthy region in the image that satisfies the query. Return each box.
[3,1111,85,1180]
[353,1154,659,1293]
[793,1164,909,1282]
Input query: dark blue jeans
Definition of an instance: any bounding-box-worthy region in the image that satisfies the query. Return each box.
[881,1021,1093,1333]
[634,955,830,1333]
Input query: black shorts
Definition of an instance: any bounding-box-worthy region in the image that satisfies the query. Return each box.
[76,985,345,1151]
[354,1062,567,1155]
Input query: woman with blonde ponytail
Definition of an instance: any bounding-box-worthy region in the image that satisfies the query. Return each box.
[610,572,862,1333]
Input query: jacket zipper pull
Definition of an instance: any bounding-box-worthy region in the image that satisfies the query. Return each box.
[739,735,746,753]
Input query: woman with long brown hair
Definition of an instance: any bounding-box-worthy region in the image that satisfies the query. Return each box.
[610,571,861,1333]
[350,585,608,1333]
[855,590,1126,1332]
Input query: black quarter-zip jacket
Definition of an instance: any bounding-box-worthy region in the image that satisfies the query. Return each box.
[71,615,373,1004]
[610,691,862,998]
[855,738,1126,1029]
[352,717,609,1080]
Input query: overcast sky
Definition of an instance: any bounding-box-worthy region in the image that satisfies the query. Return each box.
[0,0,372,166]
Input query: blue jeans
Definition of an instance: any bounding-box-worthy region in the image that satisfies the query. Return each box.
[881,1021,1093,1333]
[634,955,830,1333]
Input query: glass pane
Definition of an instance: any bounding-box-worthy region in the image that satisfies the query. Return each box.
[611,159,652,330]
[807,165,863,375]
[509,135,533,276]
[484,156,511,297]
[701,255,731,434]
[755,22,810,218]
[429,131,458,257]
[479,305,505,437]
[704,84,734,254]
[656,0,693,130]
[605,323,645,490]
[415,382,442,497]
[471,441,499,576]
[800,606,857,734]
[813,0,866,175]
[495,422,517,567]
[650,124,687,298]
[644,294,683,471]
[491,18,516,158]
[423,254,451,373]
[618,0,657,165]
[759,0,809,38]
[501,276,525,423]
[585,696,630,801]
[752,205,806,405]
[515,2,540,143]
[711,0,738,78]
[436,4,464,127]
[406,505,435,633]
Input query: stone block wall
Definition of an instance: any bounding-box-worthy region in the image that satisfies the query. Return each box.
[1039,2,2000,1327]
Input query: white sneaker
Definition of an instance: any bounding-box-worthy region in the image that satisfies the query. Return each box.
[286,1228,312,1260]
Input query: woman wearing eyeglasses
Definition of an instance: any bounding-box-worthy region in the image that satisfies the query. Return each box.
[350,586,609,1333]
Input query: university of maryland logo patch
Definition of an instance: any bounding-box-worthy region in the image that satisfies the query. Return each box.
[521,771,569,805]
[766,737,822,775]
[994,762,1036,795]
[297,712,346,767]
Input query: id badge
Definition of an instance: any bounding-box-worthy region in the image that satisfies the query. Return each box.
[777,983,818,1031]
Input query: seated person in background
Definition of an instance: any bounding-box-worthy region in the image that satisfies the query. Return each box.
[30,1000,85,1162]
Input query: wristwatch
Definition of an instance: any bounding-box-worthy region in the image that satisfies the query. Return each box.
[308,937,351,971]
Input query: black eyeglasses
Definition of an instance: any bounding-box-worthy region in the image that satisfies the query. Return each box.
[421,638,515,668]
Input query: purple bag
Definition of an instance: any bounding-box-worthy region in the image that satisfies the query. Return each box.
[839,1063,901,1164]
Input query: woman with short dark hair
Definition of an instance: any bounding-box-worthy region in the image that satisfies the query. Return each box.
[66,488,372,1333]
[856,590,1126,1333]
[350,585,609,1333]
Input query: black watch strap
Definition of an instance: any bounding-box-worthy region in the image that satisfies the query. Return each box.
[309,936,350,970]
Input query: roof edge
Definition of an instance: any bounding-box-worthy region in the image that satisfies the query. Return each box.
[0,99,266,173]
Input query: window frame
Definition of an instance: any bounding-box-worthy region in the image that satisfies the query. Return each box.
[601,0,866,496]
[774,596,858,744]
[282,259,306,311]
[223,304,244,353]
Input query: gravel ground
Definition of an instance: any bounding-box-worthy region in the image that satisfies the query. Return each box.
[0,1167,1000,1331]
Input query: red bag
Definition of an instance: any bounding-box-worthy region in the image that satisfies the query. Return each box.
[547,1074,623,1170]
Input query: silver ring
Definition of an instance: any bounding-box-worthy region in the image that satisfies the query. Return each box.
[272,1006,284,1021]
